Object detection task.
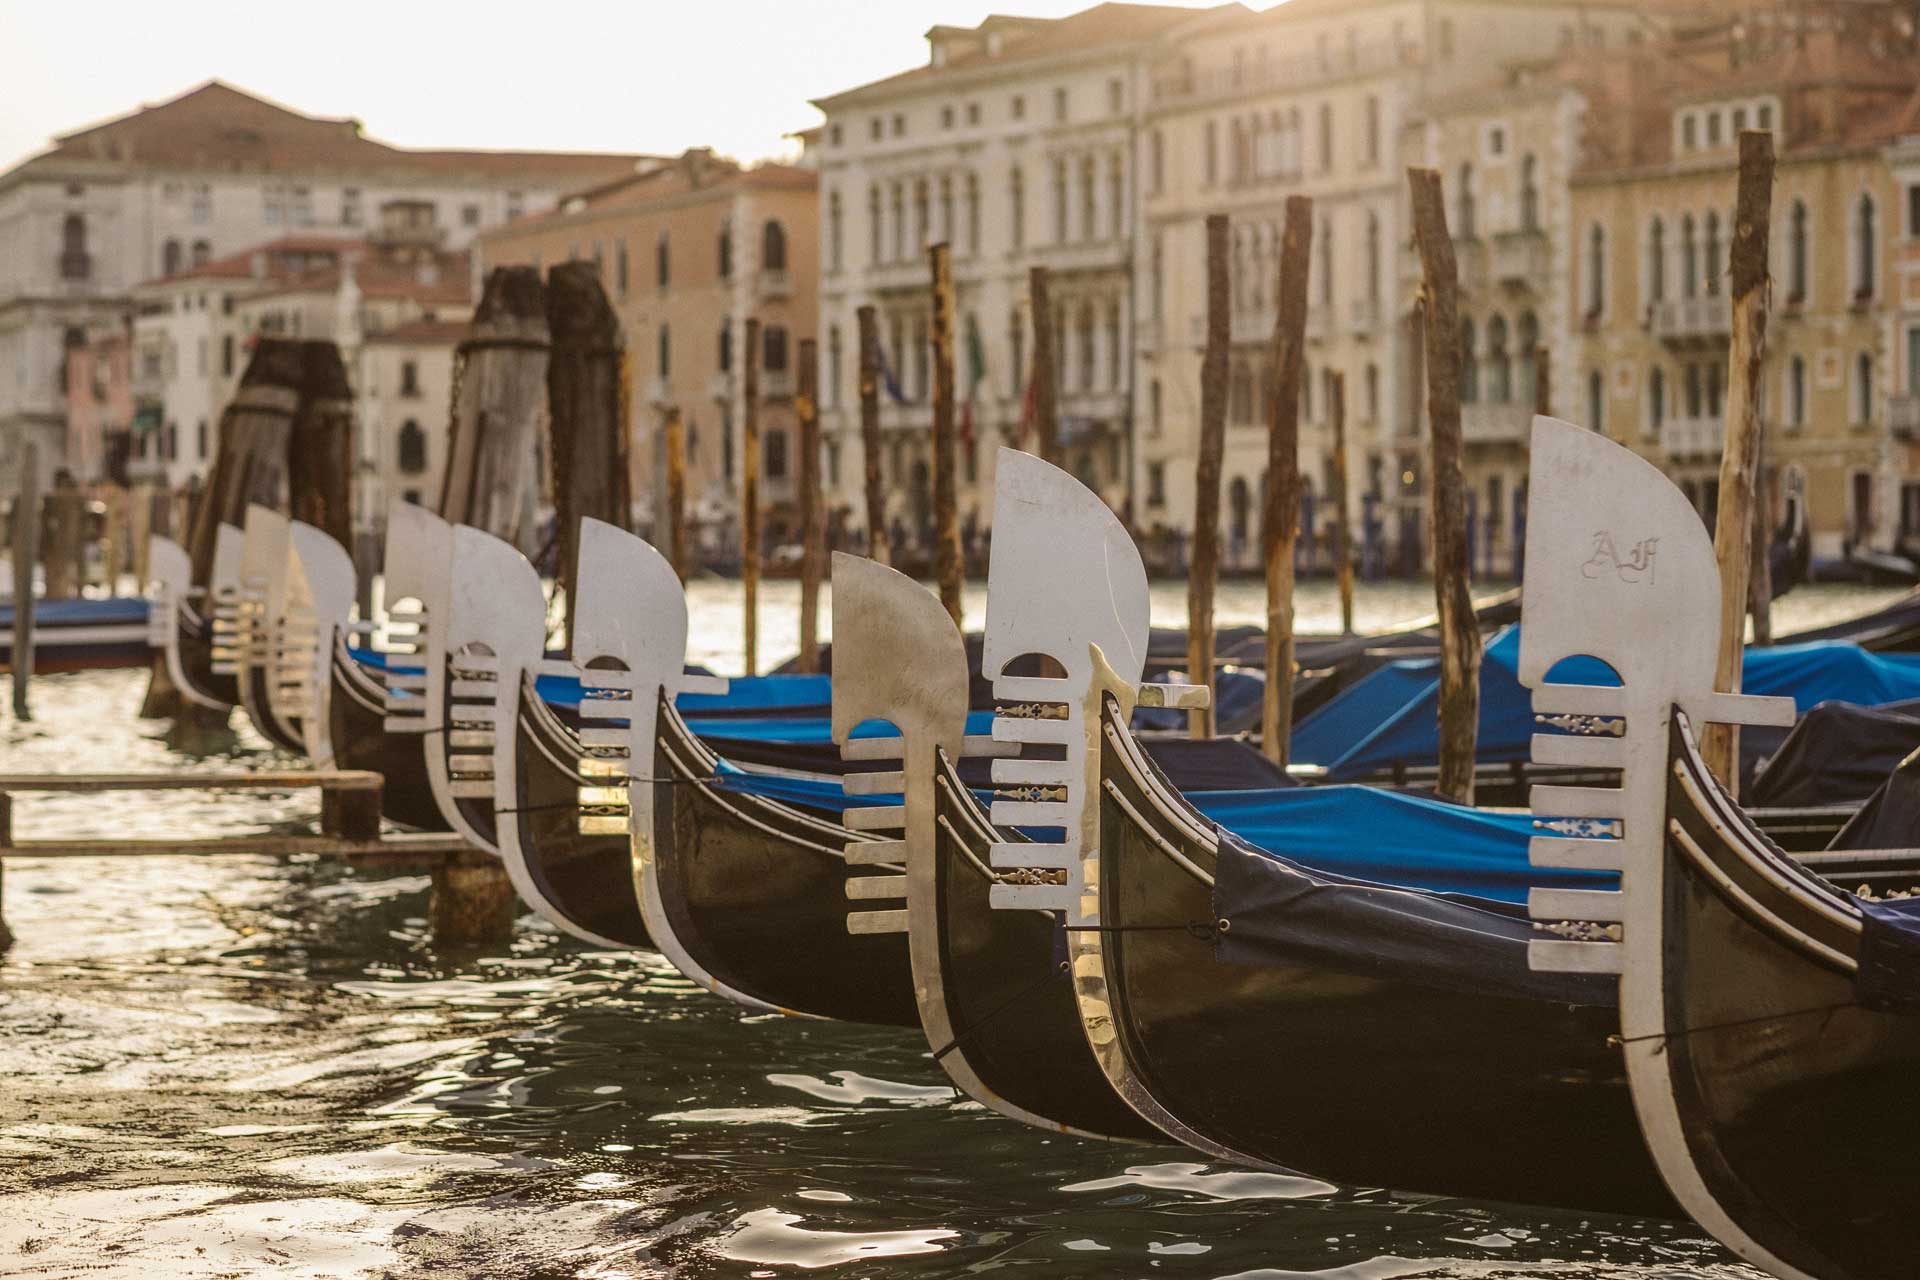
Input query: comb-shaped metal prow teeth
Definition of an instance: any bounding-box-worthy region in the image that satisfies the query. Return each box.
[844,804,908,832]
[989,758,1072,787]
[988,838,1072,870]
[1530,734,1626,769]
[680,674,728,697]
[990,883,1075,912]
[842,771,906,796]
[843,837,908,866]
[841,737,903,761]
[1528,939,1625,973]
[1530,887,1627,923]
[1530,784,1627,819]
[846,875,908,900]
[576,698,634,720]
[992,716,1071,746]
[1530,835,1627,871]
[963,735,1018,757]
[847,910,909,935]
[1135,682,1210,709]
[576,727,631,749]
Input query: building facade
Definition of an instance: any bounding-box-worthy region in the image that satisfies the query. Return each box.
[811,3,1222,554]
[478,149,818,552]
[0,80,656,488]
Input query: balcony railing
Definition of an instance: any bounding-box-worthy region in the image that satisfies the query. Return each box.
[58,251,92,282]
[758,269,792,299]
[1650,296,1731,346]
[1028,237,1129,274]
[707,372,734,403]
[1490,230,1548,287]
[761,367,796,399]
[1660,414,1722,458]
[1891,394,1920,440]
[644,376,671,408]
[1461,403,1530,443]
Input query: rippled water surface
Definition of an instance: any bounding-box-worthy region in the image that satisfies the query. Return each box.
[1,581,1890,1278]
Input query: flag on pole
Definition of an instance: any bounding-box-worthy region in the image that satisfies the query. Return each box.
[961,313,987,446]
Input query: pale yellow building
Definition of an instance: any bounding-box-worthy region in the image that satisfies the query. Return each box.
[1570,7,1918,557]
[478,150,818,554]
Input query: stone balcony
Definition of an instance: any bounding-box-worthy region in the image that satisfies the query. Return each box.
[1028,236,1130,275]
[1890,394,1920,440]
[707,372,734,403]
[1661,414,1722,459]
[1461,402,1530,444]
[757,269,793,299]
[644,376,671,408]
[1490,230,1548,288]
[1650,296,1731,347]
[760,367,796,399]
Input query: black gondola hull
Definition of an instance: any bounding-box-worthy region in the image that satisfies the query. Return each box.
[327,642,447,831]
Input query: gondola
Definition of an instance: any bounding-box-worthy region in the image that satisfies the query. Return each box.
[1521,417,1920,1280]
[0,595,151,675]
[149,524,245,710]
[278,521,356,767]
[830,550,1164,1141]
[233,505,305,753]
[327,628,447,831]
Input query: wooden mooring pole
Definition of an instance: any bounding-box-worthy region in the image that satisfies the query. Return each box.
[664,407,688,582]
[1703,131,1776,792]
[1409,167,1481,806]
[438,267,550,552]
[856,306,888,566]
[1029,266,1060,465]
[742,317,762,676]
[796,338,824,672]
[547,262,629,645]
[1331,370,1354,635]
[44,473,84,600]
[11,441,39,721]
[1187,216,1230,740]
[289,342,355,552]
[187,339,303,588]
[1748,439,1774,648]
[930,244,964,629]
[1262,196,1313,768]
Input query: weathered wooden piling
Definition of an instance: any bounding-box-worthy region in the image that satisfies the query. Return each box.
[742,317,762,676]
[547,262,630,642]
[438,268,550,551]
[43,473,85,600]
[1331,370,1354,635]
[1262,197,1314,767]
[796,338,824,672]
[0,792,13,951]
[1187,216,1230,740]
[1028,266,1060,465]
[187,338,303,587]
[1409,167,1481,806]
[1748,449,1774,647]
[663,407,688,582]
[856,305,888,566]
[929,244,963,628]
[1534,344,1551,416]
[289,342,355,551]
[11,442,38,721]
[1703,132,1776,792]
[431,847,520,948]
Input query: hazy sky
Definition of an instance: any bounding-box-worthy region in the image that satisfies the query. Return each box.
[2,0,1236,172]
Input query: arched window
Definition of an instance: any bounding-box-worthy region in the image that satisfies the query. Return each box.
[1856,194,1877,300]
[1680,215,1697,299]
[1231,227,1247,312]
[764,218,788,272]
[656,233,671,288]
[1788,199,1809,302]
[1586,224,1605,316]
[966,173,982,254]
[1517,310,1540,406]
[718,224,733,278]
[1365,211,1381,302]
[1456,161,1475,239]
[1318,217,1333,306]
[1317,102,1333,171]
[1079,155,1097,241]
[1520,154,1539,230]
[615,241,630,295]
[658,324,671,377]
[1302,360,1314,420]
[1854,351,1873,425]
[828,191,843,271]
[828,325,843,408]
[867,185,882,264]
[191,239,211,267]
[1077,302,1096,389]
[1703,211,1721,297]
[764,324,789,372]
[1587,368,1605,433]
[1459,318,1478,403]
[1648,366,1666,432]
[1647,216,1666,304]
[398,419,427,474]
[162,239,182,276]
[60,213,88,281]
[1229,360,1254,423]
[717,324,732,373]
[1787,354,1807,428]
[1487,314,1510,403]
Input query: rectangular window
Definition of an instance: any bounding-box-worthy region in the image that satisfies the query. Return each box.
[462,203,481,227]
[1907,185,1920,239]
[1706,111,1722,146]
[941,105,954,130]
[1757,103,1773,132]
[892,114,906,137]
[1682,114,1696,150]
[967,102,980,126]
[1108,78,1123,115]
[1012,94,1026,121]
[1054,87,1069,122]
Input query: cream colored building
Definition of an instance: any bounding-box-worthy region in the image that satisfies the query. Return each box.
[1137,0,1648,575]
[478,150,818,554]
[1570,8,1918,557]
[360,321,461,512]
[811,3,1225,551]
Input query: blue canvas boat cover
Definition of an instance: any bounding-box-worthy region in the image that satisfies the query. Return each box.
[1292,626,1920,779]
[0,596,149,627]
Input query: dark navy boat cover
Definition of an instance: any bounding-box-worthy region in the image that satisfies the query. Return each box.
[1827,746,1920,852]
[1211,828,1617,1006]
[1747,700,1920,809]
[1856,894,1920,1014]
[0,596,149,627]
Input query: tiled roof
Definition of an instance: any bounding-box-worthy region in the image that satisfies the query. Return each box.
[482,156,815,240]
[10,81,654,185]
[812,3,1221,107]
[140,234,364,288]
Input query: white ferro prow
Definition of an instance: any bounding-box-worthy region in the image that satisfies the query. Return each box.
[979,448,1204,915]
[426,524,546,855]
[236,505,296,746]
[566,520,732,965]
[829,552,972,937]
[282,522,356,766]
[1516,415,1797,1278]
[207,522,245,679]
[380,503,453,736]
[145,534,227,710]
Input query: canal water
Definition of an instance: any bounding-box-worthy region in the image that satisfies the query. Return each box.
[0,581,1890,1279]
